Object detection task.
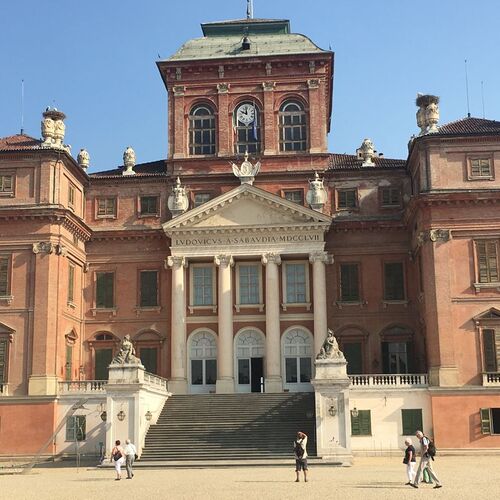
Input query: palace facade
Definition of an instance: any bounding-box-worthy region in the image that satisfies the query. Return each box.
[1,16,500,458]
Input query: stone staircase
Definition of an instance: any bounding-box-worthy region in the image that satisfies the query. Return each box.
[140,392,316,461]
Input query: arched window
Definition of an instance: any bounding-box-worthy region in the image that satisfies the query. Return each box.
[234,102,261,154]
[235,329,265,392]
[189,330,217,393]
[279,101,307,152]
[189,105,216,155]
[282,328,313,391]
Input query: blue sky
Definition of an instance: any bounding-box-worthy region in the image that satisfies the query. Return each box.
[1,0,499,172]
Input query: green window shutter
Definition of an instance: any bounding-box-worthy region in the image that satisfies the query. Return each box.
[140,271,158,307]
[402,409,423,435]
[96,272,114,308]
[65,345,73,381]
[483,329,498,372]
[351,410,371,436]
[0,257,9,296]
[0,339,7,384]
[480,408,491,434]
[66,416,76,441]
[67,265,75,303]
[340,264,359,302]
[384,262,405,300]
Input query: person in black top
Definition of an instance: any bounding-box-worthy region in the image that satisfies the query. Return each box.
[403,438,416,485]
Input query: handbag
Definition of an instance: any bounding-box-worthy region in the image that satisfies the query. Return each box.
[134,453,138,460]
[113,451,122,461]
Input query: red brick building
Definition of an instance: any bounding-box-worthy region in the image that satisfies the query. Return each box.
[0,17,499,457]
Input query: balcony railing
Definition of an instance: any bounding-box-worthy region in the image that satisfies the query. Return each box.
[59,380,107,394]
[482,372,500,386]
[349,373,429,388]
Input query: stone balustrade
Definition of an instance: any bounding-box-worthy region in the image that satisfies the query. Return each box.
[482,372,500,386]
[58,380,107,394]
[144,372,169,391]
[349,373,429,388]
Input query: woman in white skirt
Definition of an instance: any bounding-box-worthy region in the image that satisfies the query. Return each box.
[403,438,416,485]
[110,439,125,480]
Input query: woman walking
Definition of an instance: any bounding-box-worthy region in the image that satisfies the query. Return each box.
[403,438,416,485]
[110,439,125,480]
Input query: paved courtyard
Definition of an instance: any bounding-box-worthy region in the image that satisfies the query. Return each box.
[0,456,497,500]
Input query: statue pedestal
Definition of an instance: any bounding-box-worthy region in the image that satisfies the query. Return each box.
[312,357,353,466]
[108,363,145,384]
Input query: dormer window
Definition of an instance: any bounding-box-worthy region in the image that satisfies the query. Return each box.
[279,101,307,152]
[189,105,216,155]
[234,102,261,154]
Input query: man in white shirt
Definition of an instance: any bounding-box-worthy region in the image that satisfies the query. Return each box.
[410,430,442,489]
[294,431,308,482]
[124,439,137,479]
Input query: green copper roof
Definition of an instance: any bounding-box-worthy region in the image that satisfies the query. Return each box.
[166,19,328,62]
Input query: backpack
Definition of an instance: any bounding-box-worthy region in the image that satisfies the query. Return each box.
[426,437,437,458]
[294,440,304,458]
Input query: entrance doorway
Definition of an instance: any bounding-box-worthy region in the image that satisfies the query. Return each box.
[189,330,217,394]
[235,329,265,393]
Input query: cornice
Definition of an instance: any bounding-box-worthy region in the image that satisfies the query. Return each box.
[90,228,166,242]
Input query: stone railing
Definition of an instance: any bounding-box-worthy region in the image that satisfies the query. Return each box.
[349,373,429,388]
[144,372,169,391]
[58,380,107,394]
[0,383,9,396]
[482,372,500,386]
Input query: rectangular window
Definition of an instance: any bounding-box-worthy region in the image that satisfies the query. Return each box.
[300,357,312,383]
[95,272,114,309]
[343,343,363,374]
[239,265,260,304]
[470,158,492,178]
[0,338,8,384]
[480,408,500,435]
[483,329,498,372]
[193,193,212,208]
[476,241,499,283]
[402,409,423,435]
[284,190,304,205]
[97,198,117,217]
[68,264,75,303]
[384,262,405,300]
[0,175,13,194]
[68,184,75,207]
[337,189,357,209]
[285,263,307,304]
[285,358,298,383]
[351,409,372,436]
[140,270,159,307]
[192,266,213,306]
[381,187,401,207]
[140,196,159,216]
[66,415,86,441]
[0,257,9,296]
[340,263,360,302]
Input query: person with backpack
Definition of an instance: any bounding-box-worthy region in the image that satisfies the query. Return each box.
[293,431,308,482]
[410,430,442,489]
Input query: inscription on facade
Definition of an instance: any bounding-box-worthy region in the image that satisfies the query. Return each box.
[173,233,321,247]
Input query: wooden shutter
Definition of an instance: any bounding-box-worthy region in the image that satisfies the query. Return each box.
[96,272,114,308]
[402,409,423,435]
[483,329,498,372]
[66,416,76,441]
[0,339,8,384]
[340,264,359,301]
[477,241,499,283]
[140,271,158,307]
[384,262,405,300]
[351,410,371,435]
[0,257,9,296]
[480,408,491,434]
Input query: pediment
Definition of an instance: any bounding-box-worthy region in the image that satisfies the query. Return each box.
[473,308,500,322]
[0,322,15,334]
[163,183,331,233]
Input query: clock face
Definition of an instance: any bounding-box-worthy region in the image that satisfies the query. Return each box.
[237,103,255,125]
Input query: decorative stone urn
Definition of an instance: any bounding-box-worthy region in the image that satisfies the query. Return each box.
[357,138,375,167]
[415,94,440,135]
[306,171,327,212]
[41,108,67,149]
[77,148,90,170]
[122,146,136,175]
[167,177,189,217]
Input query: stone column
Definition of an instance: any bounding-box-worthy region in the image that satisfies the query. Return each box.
[214,254,234,393]
[262,253,282,392]
[166,256,188,393]
[309,251,332,357]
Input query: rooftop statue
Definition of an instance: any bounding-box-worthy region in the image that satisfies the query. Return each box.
[231,151,260,185]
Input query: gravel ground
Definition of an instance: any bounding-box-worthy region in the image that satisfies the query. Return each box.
[0,456,497,500]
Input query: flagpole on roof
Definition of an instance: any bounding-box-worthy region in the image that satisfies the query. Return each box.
[246,0,254,19]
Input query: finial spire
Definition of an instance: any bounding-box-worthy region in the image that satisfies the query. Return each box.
[246,0,253,19]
